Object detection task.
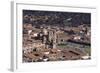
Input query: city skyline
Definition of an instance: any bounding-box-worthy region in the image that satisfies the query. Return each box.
[22,10,91,62]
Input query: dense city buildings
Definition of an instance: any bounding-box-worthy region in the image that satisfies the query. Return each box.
[22,10,91,62]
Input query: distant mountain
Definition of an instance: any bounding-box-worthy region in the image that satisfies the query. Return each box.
[23,10,91,27]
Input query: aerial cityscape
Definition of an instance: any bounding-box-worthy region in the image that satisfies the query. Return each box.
[22,10,91,62]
